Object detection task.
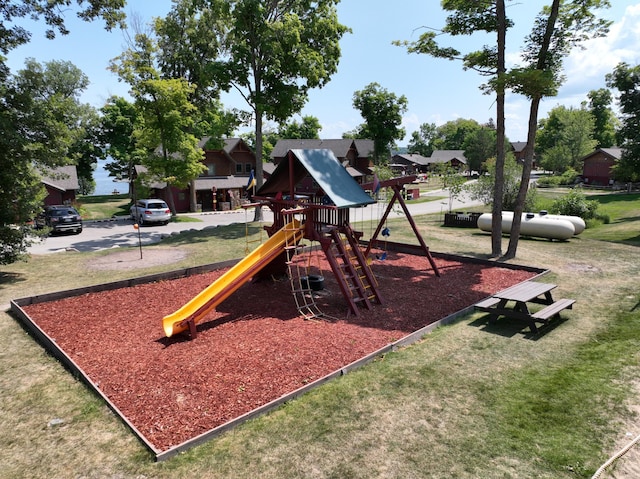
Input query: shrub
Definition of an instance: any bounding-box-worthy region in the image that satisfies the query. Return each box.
[550,190,598,219]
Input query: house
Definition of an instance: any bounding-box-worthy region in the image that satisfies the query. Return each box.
[40,165,79,206]
[581,147,622,186]
[510,141,537,169]
[428,150,468,170]
[270,139,374,180]
[135,138,257,213]
[390,153,431,175]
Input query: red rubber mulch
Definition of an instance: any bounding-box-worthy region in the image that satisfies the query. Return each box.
[21,252,535,453]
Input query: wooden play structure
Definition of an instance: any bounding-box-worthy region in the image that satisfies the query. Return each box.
[162,148,440,338]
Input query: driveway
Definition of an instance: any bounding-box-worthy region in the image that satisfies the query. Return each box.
[28,188,481,255]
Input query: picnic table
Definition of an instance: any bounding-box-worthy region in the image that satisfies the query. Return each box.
[474,281,575,333]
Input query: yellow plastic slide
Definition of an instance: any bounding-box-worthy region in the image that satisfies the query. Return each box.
[162,220,302,337]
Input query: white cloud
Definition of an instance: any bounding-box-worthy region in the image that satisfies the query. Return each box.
[563,4,640,91]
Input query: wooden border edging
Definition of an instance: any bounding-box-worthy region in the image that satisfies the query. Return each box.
[9,248,547,461]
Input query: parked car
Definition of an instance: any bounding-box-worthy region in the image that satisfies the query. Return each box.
[36,205,83,234]
[130,199,172,225]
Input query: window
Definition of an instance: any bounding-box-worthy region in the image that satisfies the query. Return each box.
[245,163,252,173]
[207,164,215,176]
[236,163,243,174]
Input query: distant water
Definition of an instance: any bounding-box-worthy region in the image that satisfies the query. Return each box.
[92,158,125,196]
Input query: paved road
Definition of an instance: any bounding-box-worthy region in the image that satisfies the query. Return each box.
[28,187,481,255]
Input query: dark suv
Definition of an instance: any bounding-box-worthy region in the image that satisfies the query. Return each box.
[36,205,83,234]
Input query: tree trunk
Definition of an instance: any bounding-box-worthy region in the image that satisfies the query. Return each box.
[253,107,264,222]
[504,0,560,260]
[491,0,507,258]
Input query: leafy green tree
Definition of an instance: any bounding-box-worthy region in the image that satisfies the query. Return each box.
[436,164,467,213]
[0,0,125,55]
[587,88,618,148]
[98,96,145,194]
[467,155,536,211]
[109,33,205,214]
[352,82,408,164]
[71,104,103,195]
[0,1,127,264]
[278,115,322,139]
[153,2,240,144]
[606,62,640,181]
[190,0,350,220]
[536,105,597,174]
[463,125,499,173]
[431,118,483,150]
[504,0,611,259]
[407,122,437,157]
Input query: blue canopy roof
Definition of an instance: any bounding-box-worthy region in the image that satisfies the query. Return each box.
[257,149,375,208]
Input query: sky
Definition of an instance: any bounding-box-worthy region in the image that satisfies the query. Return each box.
[5,1,640,146]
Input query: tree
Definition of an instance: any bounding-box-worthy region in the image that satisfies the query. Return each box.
[431,118,483,151]
[0,0,125,55]
[587,88,618,149]
[536,105,597,174]
[278,115,322,139]
[180,0,349,220]
[109,32,205,215]
[352,82,408,164]
[504,0,611,259]
[463,124,499,173]
[98,96,144,194]
[0,1,127,264]
[395,0,510,257]
[71,104,103,195]
[437,164,467,213]
[606,62,640,181]
[407,122,437,157]
[467,154,536,211]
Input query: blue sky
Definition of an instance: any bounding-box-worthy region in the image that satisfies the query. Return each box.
[6,1,640,145]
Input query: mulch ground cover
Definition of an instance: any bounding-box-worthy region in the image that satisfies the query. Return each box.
[21,251,536,454]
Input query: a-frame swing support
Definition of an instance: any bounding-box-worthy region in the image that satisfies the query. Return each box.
[362,176,440,277]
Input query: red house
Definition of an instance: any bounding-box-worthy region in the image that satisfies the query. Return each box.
[40,165,79,206]
[135,138,257,213]
[581,148,621,186]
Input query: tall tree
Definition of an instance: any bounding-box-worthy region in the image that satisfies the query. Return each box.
[0,1,127,264]
[536,105,597,173]
[98,95,144,194]
[463,125,499,174]
[587,88,618,148]
[352,82,408,164]
[194,0,350,219]
[606,62,640,181]
[396,0,510,256]
[407,122,437,157]
[109,32,205,214]
[432,118,483,151]
[504,0,611,259]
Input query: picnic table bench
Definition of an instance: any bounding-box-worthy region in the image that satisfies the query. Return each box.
[474,281,575,333]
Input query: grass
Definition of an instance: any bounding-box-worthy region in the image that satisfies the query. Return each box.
[1,193,639,478]
[76,193,130,219]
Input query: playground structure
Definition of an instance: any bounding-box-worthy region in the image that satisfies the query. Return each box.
[162,148,440,339]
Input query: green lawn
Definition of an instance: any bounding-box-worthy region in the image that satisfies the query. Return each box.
[0,192,639,478]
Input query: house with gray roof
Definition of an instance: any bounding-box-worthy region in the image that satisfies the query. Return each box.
[580,147,622,186]
[134,137,257,213]
[390,153,431,174]
[40,165,79,206]
[428,150,468,170]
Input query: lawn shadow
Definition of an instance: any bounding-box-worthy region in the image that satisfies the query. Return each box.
[469,313,568,340]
